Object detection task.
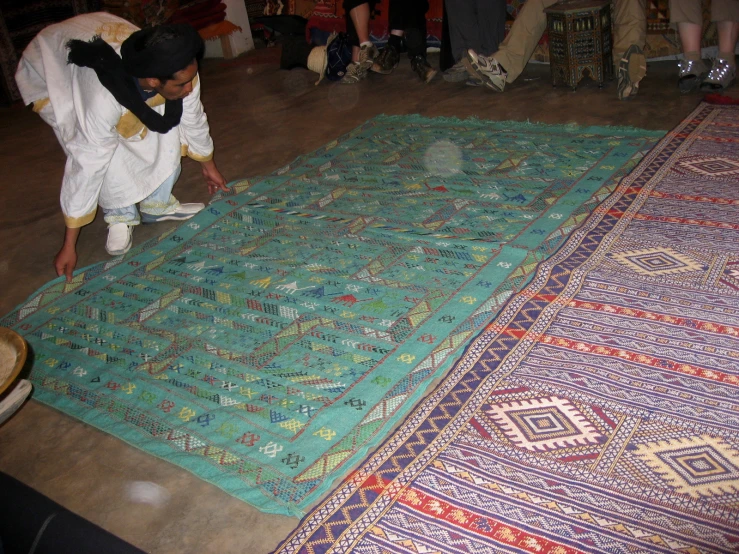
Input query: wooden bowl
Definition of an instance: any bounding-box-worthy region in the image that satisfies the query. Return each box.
[0,327,28,396]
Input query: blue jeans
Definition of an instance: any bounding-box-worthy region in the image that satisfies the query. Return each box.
[103,165,181,226]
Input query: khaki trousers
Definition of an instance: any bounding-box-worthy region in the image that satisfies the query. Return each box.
[669,0,739,24]
[495,0,646,83]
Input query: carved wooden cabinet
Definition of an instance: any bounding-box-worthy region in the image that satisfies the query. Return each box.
[544,0,613,90]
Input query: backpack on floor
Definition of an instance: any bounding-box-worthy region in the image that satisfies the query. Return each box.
[325,32,352,82]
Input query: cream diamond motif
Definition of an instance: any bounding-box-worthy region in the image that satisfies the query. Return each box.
[607,247,705,276]
[634,436,739,499]
[677,156,739,178]
[485,395,605,452]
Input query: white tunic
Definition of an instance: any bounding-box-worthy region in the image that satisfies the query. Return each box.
[15,12,214,228]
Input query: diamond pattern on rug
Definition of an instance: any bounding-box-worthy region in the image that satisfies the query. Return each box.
[676,156,739,179]
[484,396,605,452]
[634,436,739,499]
[606,246,705,276]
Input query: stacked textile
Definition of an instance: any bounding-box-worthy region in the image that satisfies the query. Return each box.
[101,0,178,27]
[169,0,227,30]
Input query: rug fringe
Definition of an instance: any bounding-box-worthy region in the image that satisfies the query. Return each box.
[373,113,664,136]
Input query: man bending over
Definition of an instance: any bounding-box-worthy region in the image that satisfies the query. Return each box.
[15,12,227,281]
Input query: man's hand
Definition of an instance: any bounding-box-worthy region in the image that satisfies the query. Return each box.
[201,159,228,195]
[55,227,80,282]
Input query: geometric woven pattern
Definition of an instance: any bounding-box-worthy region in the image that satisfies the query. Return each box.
[634,435,739,499]
[276,103,739,552]
[1,115,661,516]
[484,395,605,452]
[607,246,705,275]
[720,258,739,290]
[677,155,739,179]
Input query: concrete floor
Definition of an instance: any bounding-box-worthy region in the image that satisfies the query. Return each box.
[0,46,726,553]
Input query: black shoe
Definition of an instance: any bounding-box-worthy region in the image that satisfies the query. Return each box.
[411,55,437,83]
[371,44,400,74]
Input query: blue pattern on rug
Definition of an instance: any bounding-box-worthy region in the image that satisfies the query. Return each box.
[1,115,661,515]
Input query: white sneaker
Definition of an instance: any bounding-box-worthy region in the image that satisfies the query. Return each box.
[106,223,133,256]
[140,203,205,223]
[464,49,507,92]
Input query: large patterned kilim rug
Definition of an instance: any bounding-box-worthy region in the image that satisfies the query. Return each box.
[275,103,739,552]
[0,115,662,516]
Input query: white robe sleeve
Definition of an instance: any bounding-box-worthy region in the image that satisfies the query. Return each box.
[60,71,122,228]
[178,74,214,162]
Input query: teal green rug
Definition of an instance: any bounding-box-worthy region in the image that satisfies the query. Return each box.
[1,115,662,516]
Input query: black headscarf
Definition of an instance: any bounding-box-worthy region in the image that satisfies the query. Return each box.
[66,24,204,134]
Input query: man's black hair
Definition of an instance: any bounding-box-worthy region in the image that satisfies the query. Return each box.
[142,26,203,82]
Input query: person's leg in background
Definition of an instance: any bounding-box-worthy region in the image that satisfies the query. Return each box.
[701,0,739,91]
[406,0,436,82]
[465,0,557,91]
[670,0,707,92]
[462,0,506,86]
[614,0,647,99]
[347,0,371,60]
[443,0,480,82]
[475,0,506,57]
[372,0,405,74]
[443,0,506,84]
[341,0,378,83]
[372,0,434,82]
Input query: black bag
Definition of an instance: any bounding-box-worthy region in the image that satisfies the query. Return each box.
[324,32,352,82]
